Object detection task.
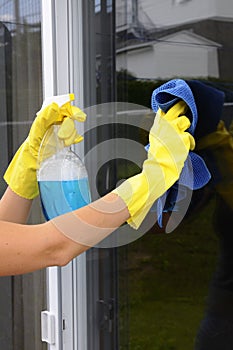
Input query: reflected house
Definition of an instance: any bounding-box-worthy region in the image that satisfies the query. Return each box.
[116,30,221,80]
[116,0,233,80]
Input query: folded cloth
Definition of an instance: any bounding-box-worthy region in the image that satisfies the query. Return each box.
[186,80,225,139]
[151,79,197,134]
[147,79,225,227]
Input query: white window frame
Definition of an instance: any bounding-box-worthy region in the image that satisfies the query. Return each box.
[41,1,87,349]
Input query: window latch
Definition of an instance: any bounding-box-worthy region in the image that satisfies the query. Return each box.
[41,311,56,345]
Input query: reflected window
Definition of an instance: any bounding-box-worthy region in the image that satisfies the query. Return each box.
[107,0,113,13]
[95,0,101,13]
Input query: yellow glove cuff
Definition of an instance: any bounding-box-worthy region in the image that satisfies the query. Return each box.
[4,141,39,199]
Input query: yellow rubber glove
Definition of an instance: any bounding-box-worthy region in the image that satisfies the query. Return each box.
[4,94,86,199]
[197,120,233,209]
[112,101,195,229]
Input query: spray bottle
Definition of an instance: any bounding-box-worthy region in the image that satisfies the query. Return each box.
[37,94,91,220]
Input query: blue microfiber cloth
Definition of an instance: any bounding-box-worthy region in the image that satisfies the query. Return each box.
[186,80,225,139]
[151,79,197,134]
[147,79,225,227]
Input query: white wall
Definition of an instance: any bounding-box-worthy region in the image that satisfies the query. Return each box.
[117,46,155,78]
[116,32,219,80]
[154,41,218,79]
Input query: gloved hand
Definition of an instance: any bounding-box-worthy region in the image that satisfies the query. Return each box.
[197,120,233,209]
[112,101,195,229]
[4,94,86,199]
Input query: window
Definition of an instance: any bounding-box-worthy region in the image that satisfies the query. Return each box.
[95,0,101,13]
[0,1,44,349]
[107,0,113,13]
[79,1,233,349]
[41,1,233,349]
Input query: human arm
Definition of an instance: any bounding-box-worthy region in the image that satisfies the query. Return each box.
[0,95,127,275]
[0,187,32,224]
[1,98,194,276]
[0,192,129,276]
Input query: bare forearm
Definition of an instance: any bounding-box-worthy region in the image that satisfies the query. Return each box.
[0,218,89,276]
[0,187,32,223]
[0,193,129,276]
[50,192,130,256]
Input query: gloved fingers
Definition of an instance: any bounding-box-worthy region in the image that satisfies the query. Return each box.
[60,103,86,122]
[166,121,195,150]
[39,101,86,146]
[62,132,84,146]
[70,106,86,122]
[73,135,84,144]
[37,101,86,137]
[173,115,191,132]
[58,104,86,146]
[183,131,195,150]
[57,117,75,139]
[57,117,84,146]
[162,101,188,121]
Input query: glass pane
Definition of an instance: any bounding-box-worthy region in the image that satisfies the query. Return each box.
[0,1,45,349]
[81,2,120,349]
[115,1,233,350]
[80,0,233,349]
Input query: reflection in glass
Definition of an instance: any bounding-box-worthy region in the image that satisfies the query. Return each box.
[82,0,233,349]
[114,1,233,349]
[0,1,44,349]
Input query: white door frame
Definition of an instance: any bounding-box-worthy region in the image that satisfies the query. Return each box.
[41,1,87,349]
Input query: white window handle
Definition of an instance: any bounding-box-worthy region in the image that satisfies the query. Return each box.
[41,311,56,345]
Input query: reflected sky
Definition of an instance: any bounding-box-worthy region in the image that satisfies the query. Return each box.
[0,0,40,32]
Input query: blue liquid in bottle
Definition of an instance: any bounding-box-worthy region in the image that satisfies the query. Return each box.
[37,146,91,221]
[39,178,91,220]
